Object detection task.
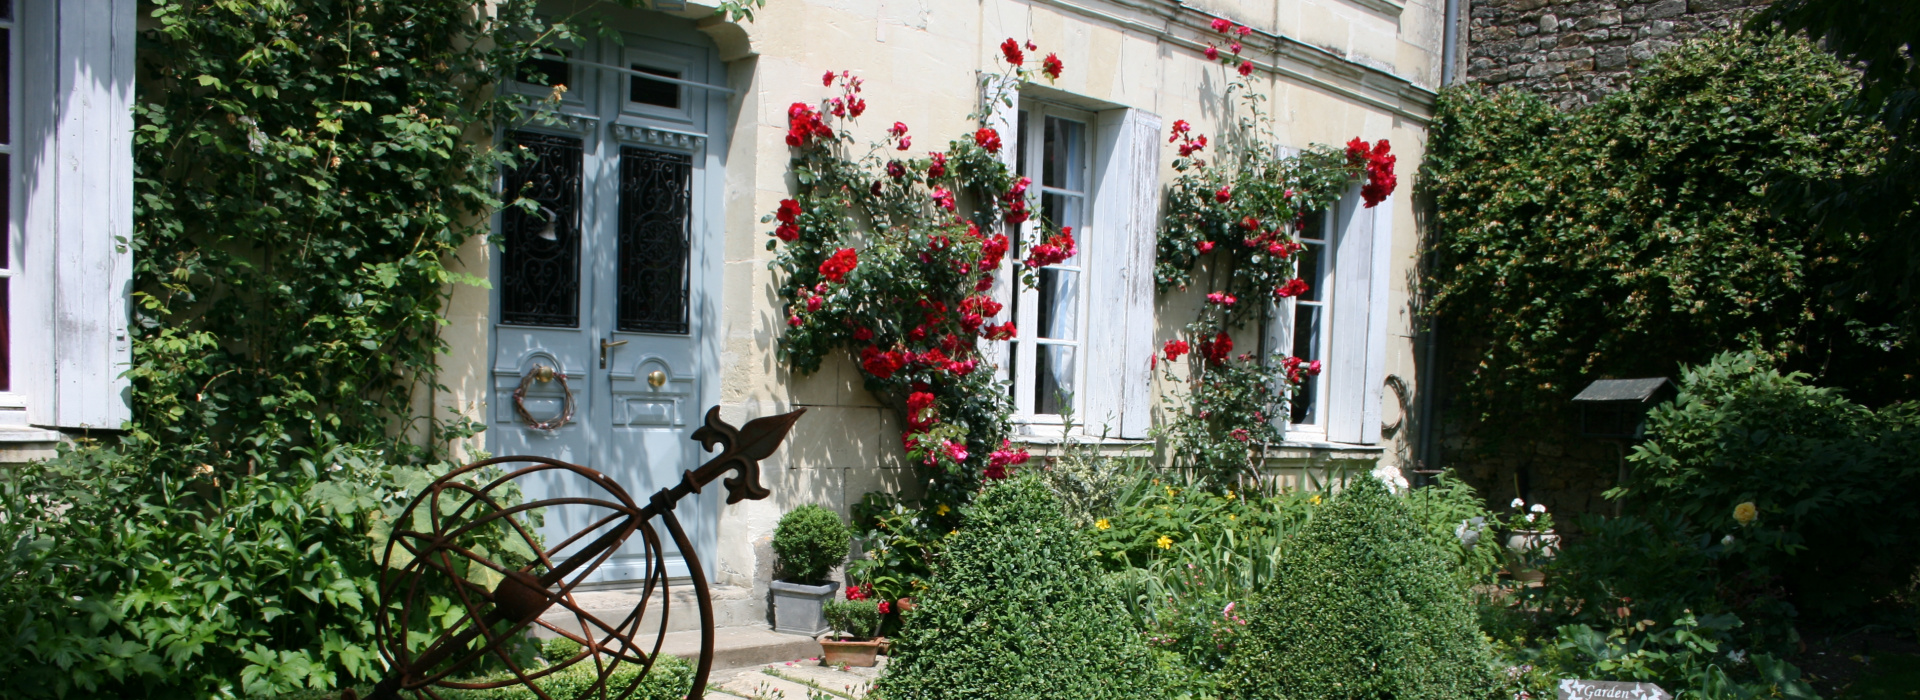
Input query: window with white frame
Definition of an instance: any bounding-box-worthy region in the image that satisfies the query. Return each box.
[990,92,1162,438]
[1009,102,1093,421]
[1266,185,1393,445]
[0,0,15,401]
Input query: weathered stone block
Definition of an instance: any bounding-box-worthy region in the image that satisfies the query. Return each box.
[1539,13,1560,32]
[1595,46,1630,68]
[1647,0,1686,19]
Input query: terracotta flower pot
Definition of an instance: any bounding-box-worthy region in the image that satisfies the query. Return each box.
[819,637,882,667]
[876,637,891,655]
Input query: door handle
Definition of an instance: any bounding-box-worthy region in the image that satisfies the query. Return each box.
[600,337,628,369]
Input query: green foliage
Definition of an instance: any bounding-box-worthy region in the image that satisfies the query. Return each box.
[1542,614,1819,700]
[1423,31,1910,427]
[1219,477,1500,700]
[448,651,693,700]
[846,491,944,612]
[773,504,851,585]
[873,476,1170,700]
[1541,513,1736,637]
[1626,351,1920,621]
[1403,471,1515,587]
[824,599,882,640]
[0,0,581,694]
[1155,352,1295,487]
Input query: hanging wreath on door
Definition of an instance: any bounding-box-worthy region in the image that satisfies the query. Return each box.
[512,363,575,430]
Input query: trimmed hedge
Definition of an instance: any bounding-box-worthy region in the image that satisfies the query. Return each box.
[872,476,1169,700]
[1220,477,1499,700]
[772,504,851,585]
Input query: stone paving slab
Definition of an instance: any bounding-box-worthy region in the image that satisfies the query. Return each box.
[707,655,886,699]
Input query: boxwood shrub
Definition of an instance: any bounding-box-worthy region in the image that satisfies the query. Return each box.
[872,476,1169,700]
[771,504,851,585]
[1219,477,1499,700]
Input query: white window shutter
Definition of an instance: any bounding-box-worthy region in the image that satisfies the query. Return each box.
[1084,108,1160,438]
[1327,185,1378,444]
[1359,195,1393,444]
[22,0,136,429]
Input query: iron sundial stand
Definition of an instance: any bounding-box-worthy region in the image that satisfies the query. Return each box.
[362,406,804,700]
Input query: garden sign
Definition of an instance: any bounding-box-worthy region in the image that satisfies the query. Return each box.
[1558,679,1671,700]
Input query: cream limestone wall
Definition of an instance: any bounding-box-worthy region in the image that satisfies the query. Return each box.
[439,0,1441,608]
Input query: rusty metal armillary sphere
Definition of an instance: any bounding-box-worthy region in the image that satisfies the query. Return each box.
[365,407,805,700]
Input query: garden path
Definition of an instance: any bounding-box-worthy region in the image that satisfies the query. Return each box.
[705,656,883,700]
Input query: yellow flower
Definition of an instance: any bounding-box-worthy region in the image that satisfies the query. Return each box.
[1733,501,1757,526]
[935,504,951,516]
[1156,535,1173,549]
[1095,518,1111,530]
[1310,494,1322,505]
[1228,514,1236,521]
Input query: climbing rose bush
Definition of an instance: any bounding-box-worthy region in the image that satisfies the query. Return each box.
[766,42,1069,512]
[1152,18,1394,486]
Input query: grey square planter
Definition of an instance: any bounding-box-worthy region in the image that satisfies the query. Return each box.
[770,579,839,636]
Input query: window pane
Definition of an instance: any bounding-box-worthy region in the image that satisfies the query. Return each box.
[1035,345,1076,415]
[617,147,692,334]
[517,53,570,89]
[1041,116,1085,191]
[0,1,13,22]
[1015,110,1029,176]
[630,66,682,109]
[1,28,9,144]
[500,131,584,327]
[1296,241,1325,302]
[1290,305,1323,424]
[0,278,9,392]
[1037,268,1079,341]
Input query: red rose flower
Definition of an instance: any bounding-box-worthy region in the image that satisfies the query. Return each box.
[1200,331,1233,366]
[847,96,866,118]
[775,223,799,242]
[1206,292,1237,306]
[861,346,904,379]
[1238,61,1254,76]
[877,600,892,614]
[1000,38,1025,66]
[984,322,1017,340]
[819,247,859,283]
[776,199,803,224]
[974,127,1002,154]
[889,121,909,137]
[823,71,837,87]
[1210,18,1232,32]
[853,327,873,341]
[1238,25,1252,36]
[1205,45,1220,61]
[932,187,956,211]
[1042,53,1064,80]
[907,391,937,430]
[1274,278,1310,298]
[1197,240,1214,253]
[928,152,947,178]
[1214,185,1232,203]
[1164,339,1190,361]
[806,296,823,312]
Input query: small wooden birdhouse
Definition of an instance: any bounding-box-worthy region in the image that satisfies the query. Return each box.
[1571,378,1676,440]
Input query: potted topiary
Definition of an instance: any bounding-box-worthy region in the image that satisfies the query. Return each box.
[820,597,883,667]
[769,504,850,636]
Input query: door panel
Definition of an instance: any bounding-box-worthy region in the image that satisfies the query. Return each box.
[491,22,722,584]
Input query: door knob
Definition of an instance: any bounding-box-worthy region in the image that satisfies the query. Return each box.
[599,337,628,369]
[648,370,667,388]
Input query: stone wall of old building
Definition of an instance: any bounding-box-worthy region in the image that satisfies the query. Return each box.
[1465,0,1768,108]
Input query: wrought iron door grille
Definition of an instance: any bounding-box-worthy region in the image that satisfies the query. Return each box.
[617,146,692,335]
[500,131,584,328]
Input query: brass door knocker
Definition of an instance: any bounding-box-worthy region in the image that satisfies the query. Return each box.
[512,364,574,430]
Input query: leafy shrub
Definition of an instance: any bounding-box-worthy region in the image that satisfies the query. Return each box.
[772,504,851,585]
[1532,613,1818,700]
[1626,351,1920,622]
[449,650,693,700]
[1219,477,1499,700]
[824,599,882,640]
[873,476,1170,700]
[1423,31,1908,428]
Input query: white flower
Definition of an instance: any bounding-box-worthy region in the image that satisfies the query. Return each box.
[1727,649,1748,665]
[1530,503,1547,514]
[1722,534,1736,546]
[1525,513,1537,523]
[1510,498,1526,509]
